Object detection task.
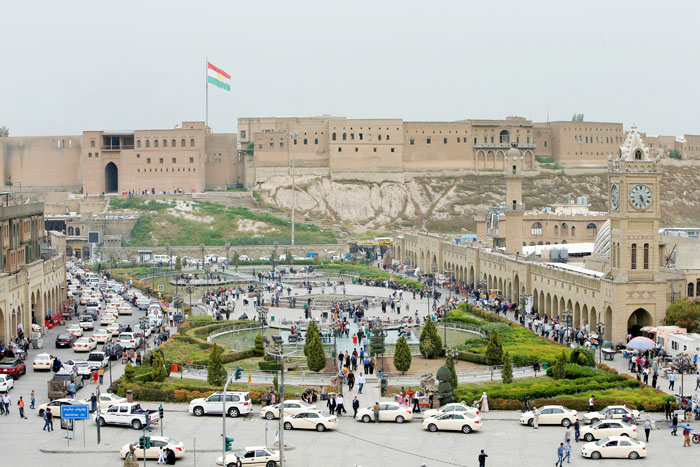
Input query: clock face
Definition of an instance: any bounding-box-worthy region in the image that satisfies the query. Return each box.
[629,184,652,211]
[610,184,619,211]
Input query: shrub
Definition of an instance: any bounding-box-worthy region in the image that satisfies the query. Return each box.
[207,344,226,387]
[124,362,135,382]
[304,321,326,372]
[570,347,596,367]
[393,336,412,373]
[419,319,443,358]
[551,350,568,380]
[485,330,504,365]
[502,351,513,384]
[258,361,282,371]
[254,333,265,357]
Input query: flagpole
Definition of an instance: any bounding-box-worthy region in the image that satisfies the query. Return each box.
[205,57,209,129]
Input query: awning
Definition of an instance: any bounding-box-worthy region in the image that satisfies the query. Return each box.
[640,326,658,333]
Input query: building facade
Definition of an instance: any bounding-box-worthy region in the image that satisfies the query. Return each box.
[0,201,66,345]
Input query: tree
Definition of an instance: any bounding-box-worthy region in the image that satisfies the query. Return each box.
[174,256,182,271]
[446,356,458,389]
[304,321,326,372]
[552,350,568,380]
[571,113,584,122]
[501,351,513,384]
[669,149,683,160]
[570,346,596,367]
[150,348,169,382]
[0,126,8,137]
[393,336,412,373]
[207,344,227,386]
[419,319,443,359]
[485,330,504,365]
[436,365,454,404]
[254,333,265,356]
[124,362,135,382]
[664,299,700,333]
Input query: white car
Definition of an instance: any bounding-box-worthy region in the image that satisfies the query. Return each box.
[106,323,121,337]
[356,402,413,423]
[283,410,337,432]
[87,351,109,370]
[104,304,119,315]
[73,337,97,352]
[520,405,579,427]
[117,332,140,349]
[136,298,151,311]
[260,400,316,420]
[32,353,56,371]
[37,398,81,418]
[66,324,83,337]
[581,436,647,460]
[78,315,95,331]
[238,255,252,261]
[189,392,253,418]
[85,300,102,312]
[583,405,641,424]
[216,446,280,467]
[118,303,133,315]
[580,420,639,441]
[423,412,482,434]
[423,402,480,419]
[100,313,116,326]
[120,436,185,460]
[81,392,127,410]
[0,374,14,392]
[92,329,112,344]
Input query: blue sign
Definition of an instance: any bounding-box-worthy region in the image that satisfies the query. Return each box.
[61,404,90,420]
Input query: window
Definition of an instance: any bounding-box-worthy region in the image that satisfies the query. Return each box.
[137,140,141,148]
[136,154,140,158]
[554,225,559,235]
[531,222,543,236]
[181,139,186,147]
[338,147,342,152]
[491,136,494,143]
[350,133,354,140]
[145,140,150,148]
[561,223,569,235]
[427,137,432,144]
[303,138,308,145]
[269,142,274,150]
[359,133,363,140]
[154,140,158,148]
[409,138,414,145]
[443,138,447,144]
[332,132,336,141]
[240,130,246,139]
[373,147,377,152]
[391,147,395,152]
[586,223,597,235]
[690,282,695,297]
[314,138,318,144]
[499,130,510,144]
[172,139,176,147]
[190,138,195,147]
[147,158,151,164]
[643,243,649,269]
[571,226,575,236]
[279,142,284,149]
[342,133,347,141]
[544,141,548,147]
[634,149,642,160]
[631,243,637,270]
[457,137,461,143]
[90,140,95,148]
[163,139,167,147]
[189,157,194,163]
[378,134,382,141]
[159,158,164,164]
[172,157,176,163]
[88,153,92,158]
[355,147,358,152]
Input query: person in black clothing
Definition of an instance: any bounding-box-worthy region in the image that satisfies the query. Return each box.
[478,450,488,467]
[327,395,336,415]
[352,397,360,419]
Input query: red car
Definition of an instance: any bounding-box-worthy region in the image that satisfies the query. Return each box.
[0,358,26,379]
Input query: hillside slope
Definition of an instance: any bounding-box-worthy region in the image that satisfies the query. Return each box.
[257,167,700,233]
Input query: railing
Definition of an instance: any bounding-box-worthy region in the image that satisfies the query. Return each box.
[207,323,266,342]
[472,143,536,150]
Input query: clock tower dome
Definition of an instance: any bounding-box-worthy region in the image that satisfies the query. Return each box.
[607,125,660,282]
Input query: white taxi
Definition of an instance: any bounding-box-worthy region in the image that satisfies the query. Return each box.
[581,436,647,460]
[216,446,279,467]
[92,328,112,344]
[583,405,640,424]
[100,313,117,326]
[32,353,56,371]
[580,420,638,441]
[73,337,97,352]
[120,436,185,460]
[356,402,413,424]
[66,324,83,337]
[106,323,121,337]
[520,405,579,427]
[260,400,316,420]
[118,303,133,316]
[423,402,480,419]
[423,411,482,434]
[283,410,337,432]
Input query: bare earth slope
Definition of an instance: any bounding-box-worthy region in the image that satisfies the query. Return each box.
[257,167,700,233]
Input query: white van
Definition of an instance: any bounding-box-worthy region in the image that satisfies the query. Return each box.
[152,255,171,264]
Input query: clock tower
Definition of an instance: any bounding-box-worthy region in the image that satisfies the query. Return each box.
[504,142,525,255]
[607,125,660,282]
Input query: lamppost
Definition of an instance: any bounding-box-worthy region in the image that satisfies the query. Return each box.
[596,321,605,364]
[258,306,268,339]
[265,341,296,467]
[200,244,206,270]
[186,286,194,312]
[562,310,573,344]
[271,241,279,283]
[288,132,298,246]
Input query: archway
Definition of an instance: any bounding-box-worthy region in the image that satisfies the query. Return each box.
[513,275,520,303]
[0,307,5,344]
[627,308,653,337]
[105,162,119,193]
[582,304,589,328]
[574,302,581,328]
[469,266,475,287]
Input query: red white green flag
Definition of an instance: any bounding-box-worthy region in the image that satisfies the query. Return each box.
[207,62,230,91]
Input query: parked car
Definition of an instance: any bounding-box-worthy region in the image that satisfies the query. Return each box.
[580,420,639,441]
[423,402,480,419]
[583,406,641,424]
[189,392,253,418]
[580,436,647,459]
[95,402,160,430]
[55,332,77,348]
[0,374,14,393]
[260,400,316,420]
[119,436,185,460]
[80,392,126,410]
[32,353,56,371]
[423,412,482,434]
[37,398,81,418]
[356,402,413,423]
[520,405,578,427]
[283,410,337,432]
[0,358,26,379]
[216,446,279,467]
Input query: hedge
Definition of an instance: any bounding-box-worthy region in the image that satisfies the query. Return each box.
[258,361,282,371]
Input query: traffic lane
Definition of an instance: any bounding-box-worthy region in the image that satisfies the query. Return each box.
[12,299,149,407]
[4,411,695,467]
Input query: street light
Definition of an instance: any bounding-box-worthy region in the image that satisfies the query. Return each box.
[265,342,296,467]
[186,286,194,313]
[165,243,171,271]
[288,133,298,246]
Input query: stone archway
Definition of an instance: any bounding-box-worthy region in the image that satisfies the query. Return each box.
[574,302,581,328]
[627,308,653,337]
[469,266,475,287]
[513,275,520,303]
[545,293,552,317]
[105,162,119,193]
[582,304,589,328]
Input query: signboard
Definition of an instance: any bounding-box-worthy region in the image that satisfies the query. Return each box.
[157,285,164,291]
[60,404,90,420]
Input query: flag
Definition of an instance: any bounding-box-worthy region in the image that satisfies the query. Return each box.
[207,62,230,91]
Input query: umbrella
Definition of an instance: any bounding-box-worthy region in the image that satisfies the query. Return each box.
[669,425,694,430]
[626,336,655,351]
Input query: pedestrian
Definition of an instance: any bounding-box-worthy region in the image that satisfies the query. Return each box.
[68,381,77,399]
[98,366,105,385]
[683,424,691,447]
[352,396,360,419]
[347,371,355,391]
[574,419,580,442]
[563,441,571,464]
[30,390,35,410]
[92,369,98,385]
[564,426,572,444]
[90,393,97,413]
[478,449,488,467]
[523,395,530,413]
[17,396,27,419]
[588,395,595,413]
[336,395,346,416]
[3,393,10,415]
[412,391,421,413]
[47,410,54,432]
[669,372,675,391]
[556,443,564,467]
[373,401,380,423]
[643,419,651,442]
[664,400,672,420]
[327,395,336,415]
[671,413,678,436]
[158,446,167,464]
[42,409,51,431]
[479,392,489,412]
[357,373,365,394]
[533,406,540,429]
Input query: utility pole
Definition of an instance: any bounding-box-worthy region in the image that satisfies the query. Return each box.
[288,132,298,246]
[265,343,296,467]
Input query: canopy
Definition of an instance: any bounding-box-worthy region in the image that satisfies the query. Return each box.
[640,326,657,333]
[626,336,655,351]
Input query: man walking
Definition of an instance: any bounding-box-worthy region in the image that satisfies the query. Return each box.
[664,400,672,420]
[327,395,336,415]
[683,424,692,447]
[336,395,347,416]
[564,427,572,445]
[357,373,365,394]
[643,419,652,442]
[352,396,360,419]
[563,440,571,464]
[347,371,355,392]
[90,393,97,413]
[696,373,700,391]
[478,450,488,467]
[669,372,675,391]
[3,393,10,415]
[533,406,540,429]
[17,396,27,419]
[46,410,54,432]
[574,419,580,442]
[556,443,565,467]
[373,402,380,424]
[671,413,678,436]
[42,409,51,431]
[588,395,595,413]
[30,390,35,410]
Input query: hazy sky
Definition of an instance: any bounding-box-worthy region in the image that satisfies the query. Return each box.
[2,0,699,137]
